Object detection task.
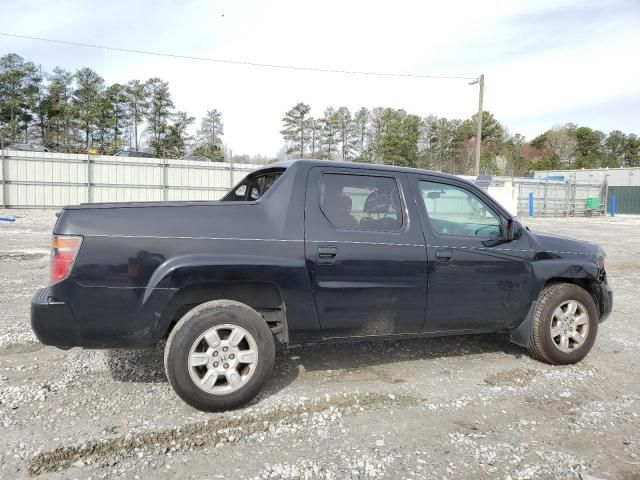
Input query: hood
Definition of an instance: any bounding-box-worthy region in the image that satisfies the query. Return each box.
[530,230,605,263]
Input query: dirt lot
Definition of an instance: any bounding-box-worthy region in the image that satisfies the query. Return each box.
[1,209,639,480]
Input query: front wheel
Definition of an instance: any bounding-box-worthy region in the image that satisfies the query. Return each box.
[528,283,599,365]
[164,300,275,412]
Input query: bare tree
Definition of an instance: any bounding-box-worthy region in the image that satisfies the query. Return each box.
[546,125,578,164]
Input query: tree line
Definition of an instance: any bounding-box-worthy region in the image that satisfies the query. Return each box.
[0,53,225,160]
[280,103,640,175]
[3,52,638,172]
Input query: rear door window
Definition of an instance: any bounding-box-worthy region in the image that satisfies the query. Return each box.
[319,173,403,231]
[222,171,282,201]
[227,183,248,200]
[248,173,280,200]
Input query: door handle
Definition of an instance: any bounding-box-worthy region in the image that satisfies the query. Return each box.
[318,246,338,262]
[435,250,453,262]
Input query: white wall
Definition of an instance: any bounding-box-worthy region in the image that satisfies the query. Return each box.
[456,175,519,216]
[0,149,259,207]
[1,151,601,218]
[533,167,640,186]
[487,183,519,216]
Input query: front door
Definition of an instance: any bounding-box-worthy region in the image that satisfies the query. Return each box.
[304,167,428,338]
[411,176,533,333]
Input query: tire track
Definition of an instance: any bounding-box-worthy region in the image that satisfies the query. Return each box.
[28,392,419,476]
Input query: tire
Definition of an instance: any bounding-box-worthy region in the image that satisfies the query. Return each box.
[528,283,598,365]
[164,300,275,412]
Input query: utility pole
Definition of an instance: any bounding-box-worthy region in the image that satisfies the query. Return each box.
[229,148,234,188]
[472,74,484,176]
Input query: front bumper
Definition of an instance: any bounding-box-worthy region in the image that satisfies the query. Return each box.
[598,282,613,322]
[31,287,79,347]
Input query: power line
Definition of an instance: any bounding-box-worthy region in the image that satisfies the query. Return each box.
[0,32,478,81]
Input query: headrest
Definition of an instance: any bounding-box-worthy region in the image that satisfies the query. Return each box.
[324,194,352,212]
[363,191,390,214]
[338,194,352,210]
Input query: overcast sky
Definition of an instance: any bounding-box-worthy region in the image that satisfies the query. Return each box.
[2,0,639,156]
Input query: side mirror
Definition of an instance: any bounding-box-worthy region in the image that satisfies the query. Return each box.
[507,219,523,240]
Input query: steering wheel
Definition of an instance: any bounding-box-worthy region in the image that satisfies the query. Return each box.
[474,224,499,237]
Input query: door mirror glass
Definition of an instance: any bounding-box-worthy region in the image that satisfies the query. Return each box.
[507,219,523,240]
[419,181,502,238]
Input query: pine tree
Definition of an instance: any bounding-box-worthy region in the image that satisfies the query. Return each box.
[164,111,195,158]
[108,84,129,153]
[144,78,174,157]
[624,134,640,167]
[194,109,224,161]
[0,53,42,144]
[308,118,320,158]
[126,80,148,151]
[44,68,75,151]
[280,102,311,158]
[320,107,339,160]
[353,107,369,162]
[94,89,114,153]
[73,67,105,150]
[377,109,420,167]
[335,107,357,161]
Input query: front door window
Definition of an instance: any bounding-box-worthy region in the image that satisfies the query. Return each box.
[418,181,502,238]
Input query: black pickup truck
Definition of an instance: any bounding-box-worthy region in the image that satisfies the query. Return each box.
[31,160,612,411]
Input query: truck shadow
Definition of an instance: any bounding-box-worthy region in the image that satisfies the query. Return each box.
[106,333,524,390]
[263,333,524,395]
[105,344,167,383]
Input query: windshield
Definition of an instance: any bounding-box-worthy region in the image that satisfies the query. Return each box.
[221,169,285,201]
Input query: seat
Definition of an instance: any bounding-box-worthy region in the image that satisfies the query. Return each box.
[323,194,358,228]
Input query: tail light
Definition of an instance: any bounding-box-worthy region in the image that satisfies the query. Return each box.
[51,235,82,285]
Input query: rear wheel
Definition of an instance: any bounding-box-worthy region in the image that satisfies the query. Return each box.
[528,283,598,365]
[164,300,275,411]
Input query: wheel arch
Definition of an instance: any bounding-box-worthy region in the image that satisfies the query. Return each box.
[531,258,605,319]
[542,277,603,317]
[511,274,603,349]
[158,281,288,346]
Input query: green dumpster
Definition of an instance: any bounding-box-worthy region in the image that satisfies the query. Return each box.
[585,197,600,210]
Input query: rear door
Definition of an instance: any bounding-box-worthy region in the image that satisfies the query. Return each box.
[410,175,533,333]
[304,166,428,338]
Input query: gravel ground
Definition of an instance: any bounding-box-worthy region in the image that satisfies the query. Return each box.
[0,209,639,480]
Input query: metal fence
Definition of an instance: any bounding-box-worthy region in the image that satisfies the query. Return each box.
[512,179,606,217]
[0,150,610,217]
[0,149,260,207]
[607,186,640,214]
